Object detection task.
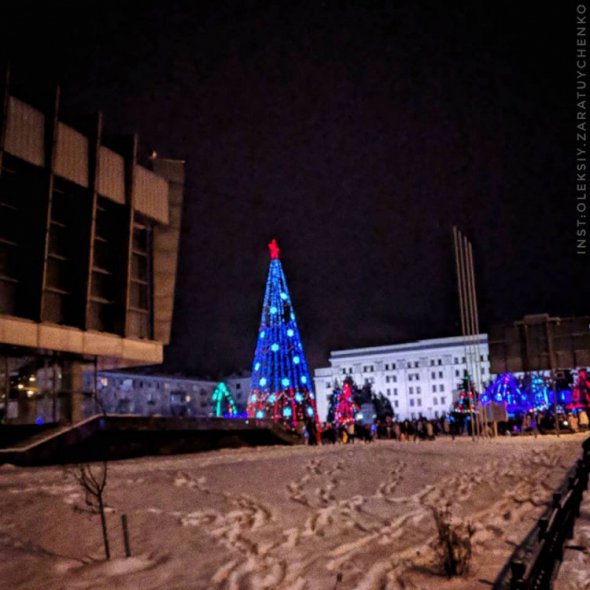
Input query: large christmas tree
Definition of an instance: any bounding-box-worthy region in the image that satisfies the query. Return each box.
[247,239,318,427]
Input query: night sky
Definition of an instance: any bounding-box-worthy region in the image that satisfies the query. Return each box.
[1,2,587,377]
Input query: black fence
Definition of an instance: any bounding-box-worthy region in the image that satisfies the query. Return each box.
[494,438,590,590]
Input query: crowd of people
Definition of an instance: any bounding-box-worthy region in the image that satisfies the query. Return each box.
[298,408,590,445]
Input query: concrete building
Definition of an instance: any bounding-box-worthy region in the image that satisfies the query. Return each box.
[0,69,184,423]
[77,369,250,420]
[313,335,491,422]
[82,371,216,418]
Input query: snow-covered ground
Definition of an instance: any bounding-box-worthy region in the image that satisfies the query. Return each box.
[0,434,587,590]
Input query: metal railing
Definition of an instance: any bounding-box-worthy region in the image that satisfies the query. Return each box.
[494,438,590,590]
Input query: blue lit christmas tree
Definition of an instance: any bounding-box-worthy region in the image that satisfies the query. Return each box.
[523,374,551,411]
[247,239,318,427]
[480,373,528,415]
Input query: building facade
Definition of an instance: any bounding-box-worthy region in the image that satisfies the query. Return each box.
[313,335,491,422]
[83,371,217,418]
[0,69,184,423]
[74,370,249,420]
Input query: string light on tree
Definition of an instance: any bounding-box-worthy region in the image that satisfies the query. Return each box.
[333,380,361,427]
[211,382,238,417]
[247,239,318,427]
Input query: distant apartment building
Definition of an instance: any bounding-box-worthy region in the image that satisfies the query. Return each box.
[313,335,491,422]
[0,69,184,423]
[77,370,248,420]
[83,371,217,418]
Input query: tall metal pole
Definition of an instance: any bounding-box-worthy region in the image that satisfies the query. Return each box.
[466,242,486,438]
[546,320,560,437]
[454,228,472,439]
[461,235,480,439]
[454,228,477,440]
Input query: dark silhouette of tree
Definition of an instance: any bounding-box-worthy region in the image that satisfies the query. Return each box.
[66,462,111,560]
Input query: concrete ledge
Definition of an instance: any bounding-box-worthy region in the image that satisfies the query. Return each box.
[0,316,163,364]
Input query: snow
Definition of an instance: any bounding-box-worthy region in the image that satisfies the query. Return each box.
[0,433,587,589]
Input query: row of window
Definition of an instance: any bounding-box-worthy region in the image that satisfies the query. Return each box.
[409,396,446,407]
[339,355,490,375]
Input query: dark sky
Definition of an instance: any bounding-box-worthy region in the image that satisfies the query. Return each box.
[1,2,587,377]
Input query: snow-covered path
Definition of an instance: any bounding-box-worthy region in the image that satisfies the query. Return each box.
[0,434,586,589]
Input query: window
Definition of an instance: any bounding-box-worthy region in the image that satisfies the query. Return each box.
[433,396,438,405]
[393,375,397,383]
[409,387,414,394]
[431,372,436,379]
[480,355,485,362]
[386,376,390,383]
[434,410,439,418]
[438,359,442,366]
[410,398,415,406]
[394,400,399,408]
[236,383,241,389]
[385,363,389,370]
[326,383,331,389]
[440,384,445,392]
[394,388,398,395]
[128,214,153,339]
[432,385,436,392]
[439,371,443,378]
[392,363,397,370]
[387,388,391,395]
[342,369,346,374]
[441,396,446,404]
[411,412,415,419]
[408,375,412,381]
[417,398,422,406]
[415,361,420,368]
[455,370,460,377]
[430,360,435,366]
[454,357,459,364]
[417,387,421,394]
[462,357,466,363]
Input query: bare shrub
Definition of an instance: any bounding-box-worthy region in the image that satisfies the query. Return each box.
[66,461,111,560]
[431,504,475,577]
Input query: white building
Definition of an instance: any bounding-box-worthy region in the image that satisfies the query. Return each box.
[313,335,491,422]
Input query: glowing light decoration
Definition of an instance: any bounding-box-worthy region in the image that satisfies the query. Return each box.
[247,239,318,427]
[570,369,590,409]
[211,382,238,418]
[480,373,527,415]
[333,380,361,426]
[525,374,551,411]
[453,372,478,414]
